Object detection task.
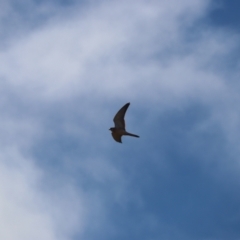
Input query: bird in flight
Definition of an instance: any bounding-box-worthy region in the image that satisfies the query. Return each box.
[109,102,139,143]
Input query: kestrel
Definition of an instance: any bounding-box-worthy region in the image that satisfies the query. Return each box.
[109,102,139,143]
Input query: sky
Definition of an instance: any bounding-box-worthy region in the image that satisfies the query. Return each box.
[0,0,240,239]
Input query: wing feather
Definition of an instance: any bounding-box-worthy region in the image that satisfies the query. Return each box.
[113,103,130,129]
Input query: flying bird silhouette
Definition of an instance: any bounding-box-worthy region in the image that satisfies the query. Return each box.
[109,102,139,143]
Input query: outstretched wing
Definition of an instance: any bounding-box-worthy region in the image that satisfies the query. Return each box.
[113,103,130,129]
[111,132,122,143]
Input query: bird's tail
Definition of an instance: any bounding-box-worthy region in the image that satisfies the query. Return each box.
[126,132,140,138]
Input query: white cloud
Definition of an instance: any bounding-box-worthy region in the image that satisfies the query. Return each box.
[0,0,211,101]
[0,148,84,240]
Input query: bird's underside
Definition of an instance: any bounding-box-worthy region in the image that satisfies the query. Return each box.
[111,131,139,143]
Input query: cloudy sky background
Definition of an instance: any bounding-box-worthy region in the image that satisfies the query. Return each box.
[0,0,240,239]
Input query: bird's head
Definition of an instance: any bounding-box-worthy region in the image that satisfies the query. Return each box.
[109,127,114,132]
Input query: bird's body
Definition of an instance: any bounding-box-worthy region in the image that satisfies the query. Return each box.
[109,103,139,143]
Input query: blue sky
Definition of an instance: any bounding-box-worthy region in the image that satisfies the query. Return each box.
[0,0,240,239]
[210,0,240,29]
